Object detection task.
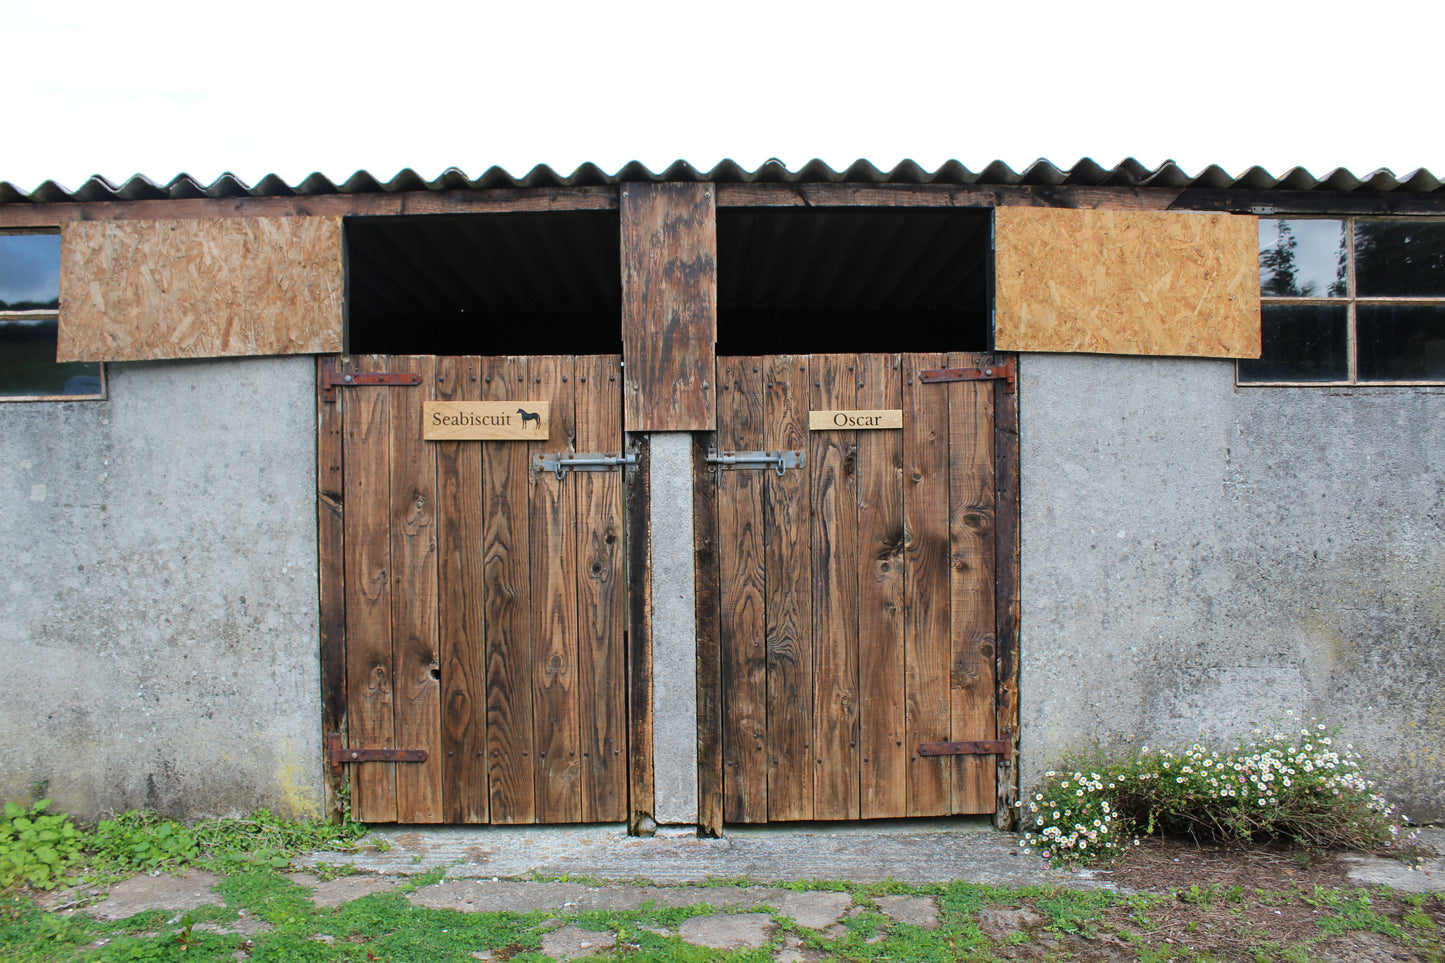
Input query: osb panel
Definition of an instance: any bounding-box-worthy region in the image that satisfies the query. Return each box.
[57,217,344,361]
[994,208,1261,358]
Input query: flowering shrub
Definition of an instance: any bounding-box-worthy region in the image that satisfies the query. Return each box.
[1020,719,1413,866]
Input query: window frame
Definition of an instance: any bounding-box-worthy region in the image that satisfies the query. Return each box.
[1240,215,1445,387]
[0,227,106,403]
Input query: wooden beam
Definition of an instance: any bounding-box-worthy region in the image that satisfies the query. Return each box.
[992,359,1022,830]
[1171,189,1445,216]
[626,435,655,834]
[620,182,718,431]
[316,356,347,821]
[715,183,1185,211]
[693,430,724,837]
[0,186,619,228]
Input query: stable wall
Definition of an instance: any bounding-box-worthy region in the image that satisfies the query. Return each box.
[1019,355,1445,821]
[0,356,323,821]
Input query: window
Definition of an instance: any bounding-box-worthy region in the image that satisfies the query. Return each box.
[1241,218,1445,385]
[0,232,103,400]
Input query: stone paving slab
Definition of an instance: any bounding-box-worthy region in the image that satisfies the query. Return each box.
[289,872,401,907]
[87,870,223,920]
[541,924,616,959]
[679,912,776,950]
[874,894,940,929]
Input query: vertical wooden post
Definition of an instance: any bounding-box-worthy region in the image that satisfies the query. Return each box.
[316,356,348,820]
[620,182,717,433]
[626,435,655,833]
[993,354,1022,829]
[693,432,724,836]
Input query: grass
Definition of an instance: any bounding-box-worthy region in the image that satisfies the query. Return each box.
[1,866,1439,962]
[0,791,1440,961]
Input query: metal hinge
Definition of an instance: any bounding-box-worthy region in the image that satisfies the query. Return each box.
[320,358,423,402]
[327,733,428,776]
[532,451,638,479]
[706,448,806,476]
[919,357,1016,394]
[917,730,1014,757]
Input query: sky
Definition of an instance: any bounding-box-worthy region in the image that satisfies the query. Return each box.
[6,0,1443,193]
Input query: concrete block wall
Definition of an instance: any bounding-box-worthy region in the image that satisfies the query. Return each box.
[1019,355,1445,821]
[0,356,323,822]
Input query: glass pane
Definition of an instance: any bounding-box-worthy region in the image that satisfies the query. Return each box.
[0,317,103,396]
[1357,305,1445,381]
[1258,219,1346,297]
[1354,221,1445,296]
[1238,304,1349,383]
[0,234,61,310]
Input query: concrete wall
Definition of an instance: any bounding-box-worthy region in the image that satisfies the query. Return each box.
[0,356,323,822]
[1019,355,1445,821]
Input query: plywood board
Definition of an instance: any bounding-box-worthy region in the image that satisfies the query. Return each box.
[57,216,343,361]
[994,209,1260,358]
[620,182,717,431]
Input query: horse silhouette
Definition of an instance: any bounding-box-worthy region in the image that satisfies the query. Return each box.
[516,407,542,429]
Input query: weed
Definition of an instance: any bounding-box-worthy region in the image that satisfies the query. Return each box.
[309,861,359,881]
[396,863,449,892]
[1020,718,1415,866]
[1314,889,1404,938]
[91,811,199,873]
[0,800,84,891]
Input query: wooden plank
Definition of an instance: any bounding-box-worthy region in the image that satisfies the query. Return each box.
[809,353,860,821]
[693,430,724,837]
[993,208,1262,359]
[714,183,1185,211]
[343,355,397,823]
[482,356,536,823]
[0,186,620,228]
[945,352,998,815]
[434,355,488,823]
[763,355,814,821]
[992,357,1023,828]
[316,357,347,819]
[620,182,717,431]
[388,355,443,823]
[574,355,626,822]
[716,357,768,823]
[529,356,582,822]
[855,353,907,819]
[902,351,952,816]
[57,217,344,362]
[626,435,654,833]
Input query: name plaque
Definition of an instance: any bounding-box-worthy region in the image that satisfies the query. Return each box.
[423,401,550,441]
[808,409,903,430]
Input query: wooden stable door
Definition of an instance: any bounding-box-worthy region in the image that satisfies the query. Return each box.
[337,355,628,824]
[701,353,1012,824]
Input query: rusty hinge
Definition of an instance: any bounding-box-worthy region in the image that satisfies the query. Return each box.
[320,357,423,402]
[919,357,1016,394]
[327,733,428,776]
[917,730,1013,757]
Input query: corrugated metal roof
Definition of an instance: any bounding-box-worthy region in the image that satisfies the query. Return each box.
[3,157,1443,205]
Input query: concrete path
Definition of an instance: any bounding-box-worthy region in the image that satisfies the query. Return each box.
[296,818,1118,888]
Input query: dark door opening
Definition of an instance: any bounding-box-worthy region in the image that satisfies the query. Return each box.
[345,211,622,356]
[717,209,992,355]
